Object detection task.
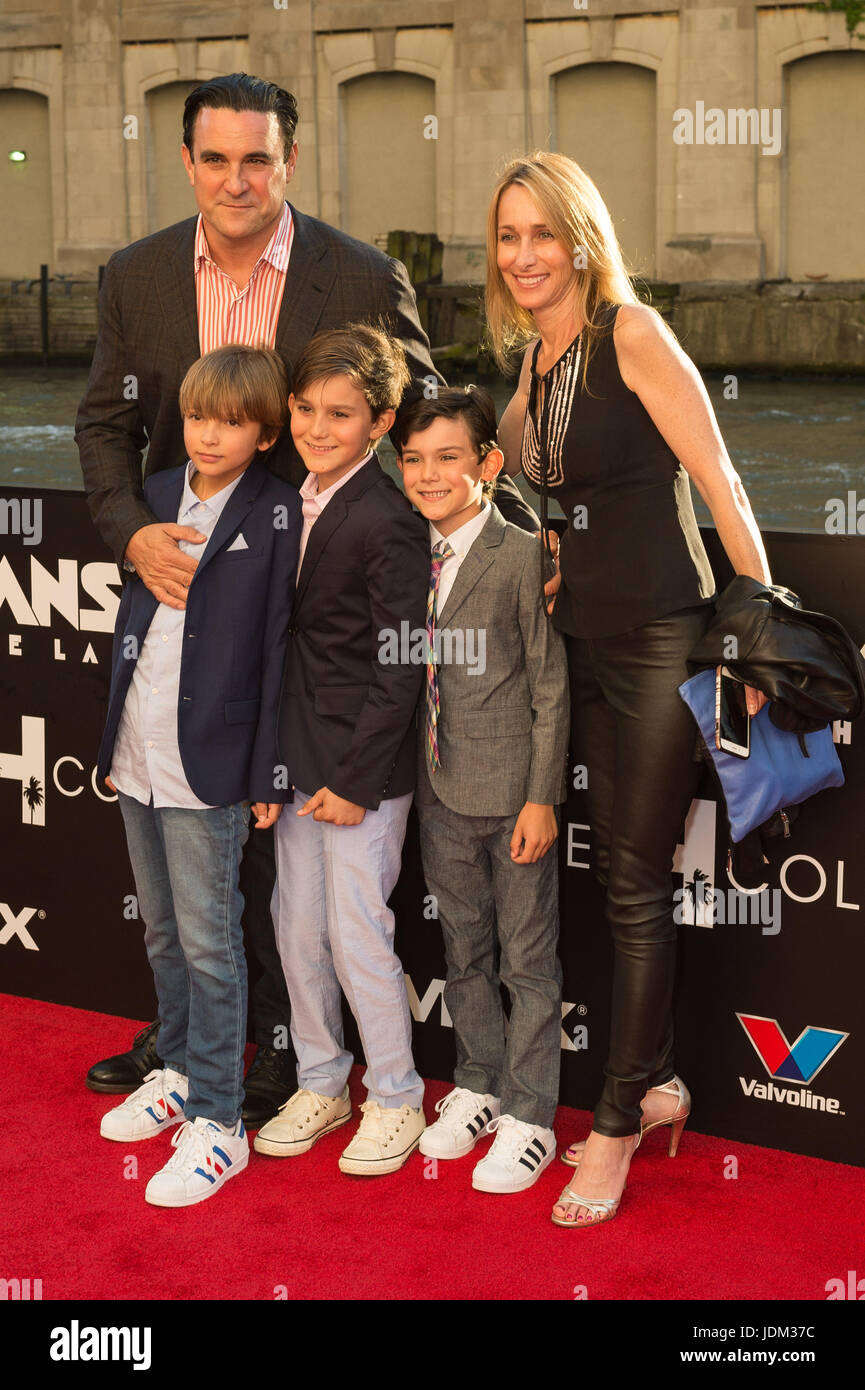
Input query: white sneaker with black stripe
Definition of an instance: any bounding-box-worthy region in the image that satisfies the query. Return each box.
[418,1087,500,1159]
[471,1114,556,1192]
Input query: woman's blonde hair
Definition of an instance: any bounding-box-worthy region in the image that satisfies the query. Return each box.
[485,151,644,378]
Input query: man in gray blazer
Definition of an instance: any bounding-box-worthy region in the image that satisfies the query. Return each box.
[76,72,538,1124]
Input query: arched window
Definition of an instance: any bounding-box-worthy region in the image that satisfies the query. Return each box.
[553,62,656,278]
[785,52,865,280]
[340,72,436,246]
[145,81,199,233]
[0,89,52,277]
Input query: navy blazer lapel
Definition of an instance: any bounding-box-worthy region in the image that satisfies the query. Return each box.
[294,492,350,609]
[438,505,507,626]
[149,466,188,524]
[193,462,267,581]
[293,456,382,608]
[275,206,336,377]
[154,218,200,375]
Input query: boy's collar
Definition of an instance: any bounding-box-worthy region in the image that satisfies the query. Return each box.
[429,499,491,552]
[301,449,375,502]
[180,459,249,517]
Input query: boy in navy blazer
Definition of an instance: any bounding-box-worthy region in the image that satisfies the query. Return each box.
[96,346,302,1207]
[254,324,430,1176]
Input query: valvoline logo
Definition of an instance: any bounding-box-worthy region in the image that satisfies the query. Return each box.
[736,1014,848,1085]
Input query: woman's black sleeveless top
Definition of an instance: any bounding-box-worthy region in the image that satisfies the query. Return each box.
[520,302,716,639]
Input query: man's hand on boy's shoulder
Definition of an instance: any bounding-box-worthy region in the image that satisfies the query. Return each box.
[252,803,283,830]
[510,801,558,864]
[125,522,206,611]
[298,787,367,825]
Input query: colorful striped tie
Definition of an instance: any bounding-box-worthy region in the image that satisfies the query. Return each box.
[425,539,454,772]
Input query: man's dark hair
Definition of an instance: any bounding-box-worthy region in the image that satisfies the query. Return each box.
[394,385,499,461]
[182,73,299,159]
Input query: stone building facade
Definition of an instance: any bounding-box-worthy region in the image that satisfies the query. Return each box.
[1,0,863,285]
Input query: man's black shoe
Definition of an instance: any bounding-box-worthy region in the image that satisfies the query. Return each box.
[242,1043,297,1129]
[85,1020,163,1094]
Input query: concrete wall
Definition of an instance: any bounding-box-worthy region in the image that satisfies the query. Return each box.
[4,274,863,371]
[672,281,865,372]
[0,277,98,357]
[341,72,436,247]
[785,53,865,282]
[553,62,657,277]
[0,89,53,277]
[0,0,863,284]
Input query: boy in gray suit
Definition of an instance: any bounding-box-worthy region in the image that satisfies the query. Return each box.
[396,387,570,1194]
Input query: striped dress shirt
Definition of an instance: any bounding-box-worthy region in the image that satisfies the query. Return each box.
[195,201,294,353]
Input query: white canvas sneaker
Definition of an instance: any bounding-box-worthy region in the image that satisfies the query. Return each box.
[100,1068,188,1142]
[338,1100,425,1175]
[418,1087,500,1159]
[145,1116,248,1207]
[471,1114,556,1193]
[253,1086,352,1157]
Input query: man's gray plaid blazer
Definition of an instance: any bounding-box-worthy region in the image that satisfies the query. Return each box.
[75,201,539,566]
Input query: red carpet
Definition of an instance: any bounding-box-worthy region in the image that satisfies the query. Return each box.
[2,992,862,1301]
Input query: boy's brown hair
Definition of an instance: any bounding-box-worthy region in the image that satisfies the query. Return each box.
[393,385,500,496]
[291,321,411,422]
[179,344,289,442]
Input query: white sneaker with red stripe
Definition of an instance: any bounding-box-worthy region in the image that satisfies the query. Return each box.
[145,1116,249,1207]
[100,1068,188,1142]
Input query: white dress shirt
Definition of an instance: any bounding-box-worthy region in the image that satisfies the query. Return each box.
[429,501,491,614]
[297,450,374,576]
[110,462,246,809]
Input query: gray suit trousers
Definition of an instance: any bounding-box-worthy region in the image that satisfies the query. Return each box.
[417,795,562,1129]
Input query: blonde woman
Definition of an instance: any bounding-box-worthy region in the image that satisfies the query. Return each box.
[488,152,770,1228]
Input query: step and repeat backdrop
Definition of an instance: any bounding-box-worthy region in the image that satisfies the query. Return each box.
[1,485,863,1164]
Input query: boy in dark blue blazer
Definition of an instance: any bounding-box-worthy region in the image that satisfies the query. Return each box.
[254,324,430,1176]
[96,345,302,1208]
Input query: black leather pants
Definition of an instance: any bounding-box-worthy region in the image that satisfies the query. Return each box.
[565,605,712,1137]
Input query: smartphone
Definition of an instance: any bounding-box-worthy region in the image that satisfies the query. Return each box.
[715,665,751,759]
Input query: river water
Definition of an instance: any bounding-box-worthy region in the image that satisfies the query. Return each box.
[1,363,862,532]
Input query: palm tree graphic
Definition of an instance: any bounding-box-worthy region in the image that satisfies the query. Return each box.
[23,776,44,824]
[684,867,712,922]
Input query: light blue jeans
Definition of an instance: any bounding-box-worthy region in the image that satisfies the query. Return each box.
[272,789,422,1110]
[117,792,250,1125]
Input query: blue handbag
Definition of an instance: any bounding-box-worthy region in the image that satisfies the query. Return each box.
[678,668,845,842]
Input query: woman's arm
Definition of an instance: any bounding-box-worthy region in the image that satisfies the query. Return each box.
[614,304,771,587]
[497,341,536,476]
[615,303,771,713]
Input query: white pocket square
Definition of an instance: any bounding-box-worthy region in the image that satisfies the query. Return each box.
[226,533,249,552]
